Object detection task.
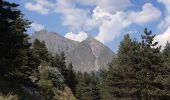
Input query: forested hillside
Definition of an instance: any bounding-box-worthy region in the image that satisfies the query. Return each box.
[0,0,170,100]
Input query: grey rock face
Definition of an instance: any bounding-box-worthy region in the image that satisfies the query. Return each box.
[31,30,79,54]
[31,30,115,72]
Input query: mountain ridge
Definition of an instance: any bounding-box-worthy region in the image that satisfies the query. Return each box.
[31,30,115,72]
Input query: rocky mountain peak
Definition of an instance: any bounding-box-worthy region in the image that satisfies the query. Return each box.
[31,30,115,72]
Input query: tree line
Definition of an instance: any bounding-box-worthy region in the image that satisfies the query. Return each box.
[0,0,170,100]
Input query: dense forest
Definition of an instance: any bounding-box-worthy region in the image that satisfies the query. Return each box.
[0,0,170,100]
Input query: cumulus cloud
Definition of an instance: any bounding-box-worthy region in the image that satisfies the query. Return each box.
[128,3,161,24]
[157,0,170,14]
[56,0,132,43]
[73,0,97,6]
[64,31,88,42]
[158,16,170,31]
[31,22,45,31]
[34,0,53,7]
[55,0,91,31]
[155,26,170,48]
[24,0,162,44]
[157,0,170,30]
[97,0,131,13]
[95,9,131,43]
[153,0,170,49]
[25,2,49,15]
[74,0,131,13]
[94,3,161,43]
[54,0,102,31]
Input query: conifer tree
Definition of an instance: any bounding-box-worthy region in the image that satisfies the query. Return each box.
[100,34,141,99]
[65,63,77,93]
[75,72,100,100]
[162,42,170,67]
[0,0,31,77]
[137,28,168,99]
[32,39,50,63]
[51,53,61,68]
[161,42,170,98]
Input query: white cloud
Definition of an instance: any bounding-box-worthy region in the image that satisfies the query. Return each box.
[31,22,45,31]
[73,0,97,6]
[128,3,161,24]
[54,0,100,32]
[55,0,90,31]
[34,0,53,7]
[94,3,161,43]
[24,0,162,44]
[157,0,170,14]
[157,0,170,30]
[97,0,131,13]
[64,31,88,42]
[95,8,131,43]
[25,2,49,15]
[155,26,170,48]
[155,0,170,48]
[158,16,170,31]
[53,0,132,32]
[74,0,131,13]
[24,0,132,43]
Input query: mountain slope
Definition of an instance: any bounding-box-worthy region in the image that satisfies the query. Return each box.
[67,37,115,72]
[31,30,115,72]
[31,30,79,54]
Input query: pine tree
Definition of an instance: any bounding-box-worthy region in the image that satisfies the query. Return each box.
[161,42,170,98]
[0,0,31,77]
[59,51,68,76]
[75,72,100,100]
[51,53,61,68]
[65,63,77,93]
[137,28,168,99]
[99,34,140,99]
[32,39,50,63]
[89,72,100,100]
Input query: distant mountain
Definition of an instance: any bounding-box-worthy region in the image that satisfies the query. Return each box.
[31,30,79,54]
[31,30,115,72]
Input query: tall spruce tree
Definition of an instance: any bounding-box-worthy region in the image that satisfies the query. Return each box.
[99,34,141,99]
[137,28,169,99]
[32,39,51,63]
[161,42,170,98]
[0,0,31,77]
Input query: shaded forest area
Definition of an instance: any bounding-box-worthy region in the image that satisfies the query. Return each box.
[0,0,170,100]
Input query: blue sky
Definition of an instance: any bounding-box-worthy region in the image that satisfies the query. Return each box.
[8,0,170,52]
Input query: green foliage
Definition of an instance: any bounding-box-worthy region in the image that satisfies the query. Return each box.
[75,72,100,100]
[0,93,18,100]
[65,63,77,93]
[162,42,170,68]
[0,1,38,100]
[46,67,65,90]
[36,64,54,99]
[100,29,170,100]
[137,28,168,99]
[32,39,51,63]
[51,52,78,92]
[99,34,140,99]
[37,79,53,91]
[0,0,31,76]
